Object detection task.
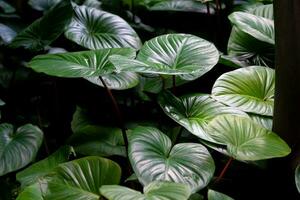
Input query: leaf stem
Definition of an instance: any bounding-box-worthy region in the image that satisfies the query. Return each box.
[215,157,233,183]
[99,76,129,154]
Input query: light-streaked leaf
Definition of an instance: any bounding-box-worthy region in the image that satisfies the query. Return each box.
[44,156,121,200]
[0,123,43,176]
[28,48,136,77]
[248,4,273,19]
[206,115,291,161]
[295,164,300,193]
[65,5,142,50]
[158,91,248,142]
[149,0,208,13]
[16,146,74,188]
[10,1,73,51]
[16,183,44,200]
[129,126,215,193]
[28,0,62,11]
[212,66,274,116]
[229,12,274,44]
[208,189,234,200]
[85,71,139,90]
[249,113,272,130]
[0,23,16,44]
[100,181,191,200]
[109,34,219,79]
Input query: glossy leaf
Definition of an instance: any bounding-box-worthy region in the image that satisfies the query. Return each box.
[44,156,121,200]
[206,115,291,161]
[28,0,62,11]
[129,126,215,193]
[149,0,208,13]
[249,113,272,130]
[158,91,247,142]
[16,183,44,200]
[28,48,136,77]
[212,66,274,116]
[228,12,274,44]
[10,1,73,51]
[0,123,43,176]
[100,181,191,200]
[109,34,219,79]
[85,71,139,90]
[248,4,273,20]
[295,164,300,193]
[65,5,142,50]
[16,146,74,188]
[208,189,234,200]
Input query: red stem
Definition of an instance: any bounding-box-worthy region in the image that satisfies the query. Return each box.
[215,157,233,183]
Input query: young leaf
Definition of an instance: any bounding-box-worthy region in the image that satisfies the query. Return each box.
[0,123,43,176]
[44,156,121,200]
[129,126,215,193]
[28,48,136,77]
[212,66,274,116]
[65,5,142,50]
[206,115,291,161]
[100,181,191,200]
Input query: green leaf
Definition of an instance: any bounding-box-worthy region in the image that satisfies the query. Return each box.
[0,99,4,106]
[0,0,15,13]
[28,0,62,11]
[100,181,191,200]
[158,91,247,142]
[16,183,44,200]
[10,1,73,51]
[206,115,291,161]
[65,5,142,50]
[0,123,43,176]
[149,0,208,13]
[44,156,121,200]
[249,113,272,130]
[85,71,139,90]
[0,23,16,44]
[129,126,215,193]
[248,4,273,20]
[295,164,300,193]
[109,34,219,79]
[69,107,125,157]
[212,66,274,116]
[28,48,136,77]
[208,189,234,200]
[16,146,74,188]
[228,12,274,45]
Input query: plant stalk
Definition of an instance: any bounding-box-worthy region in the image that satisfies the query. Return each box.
[206,2,210,15]
[215,157,233,183]
[99,76,129,153]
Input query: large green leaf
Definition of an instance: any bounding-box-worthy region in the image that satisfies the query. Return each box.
[295,164,300,193]
[208,189,234,200]
[249,113,272,130]
[206,115,291,161]
[10,1,73,51]
[28,0,62,11]
[100,181,191,200]
[44,156,121,200]
[228,12,274,44]
[85,71,139,90]
[69,107,125,157]
[158,91,247,142]
[129,126,215,193]
[149,0,208,13]
[0,123,43,176]
[16,183,44,200]
[212,66,274,116]
[109,34,219,79]
[16,146,74,188]
[248,4,273,19]
[65,5,142,50]
[28,48,136,77]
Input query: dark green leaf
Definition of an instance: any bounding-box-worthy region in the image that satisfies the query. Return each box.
[65,5,142,50]
[0,0,15,13]
[149,0,208,13]
[212,66,274,116]
[28,0,62,11]
[206,115,291,161]
[28,48,136,77]
[10,1,73,51]
[100,181,191,200]
[0,123,43,176]
[129,126,215,193]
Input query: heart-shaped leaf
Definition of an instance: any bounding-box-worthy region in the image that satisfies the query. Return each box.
[129,126,215,193]
[229,12,274,44]
[208,189,234,200]
[206,115,291,161]
[28,48,136,77]
[10,1,73,51]
[16,146,74,188]
[85,71,139,90]
[212,66,274,116]
[109,34,219,79]
[44,156,121,200]
[65,5,142,50]
[158,91,247,142]
[0,123,43,176]
[100,181,191,200]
